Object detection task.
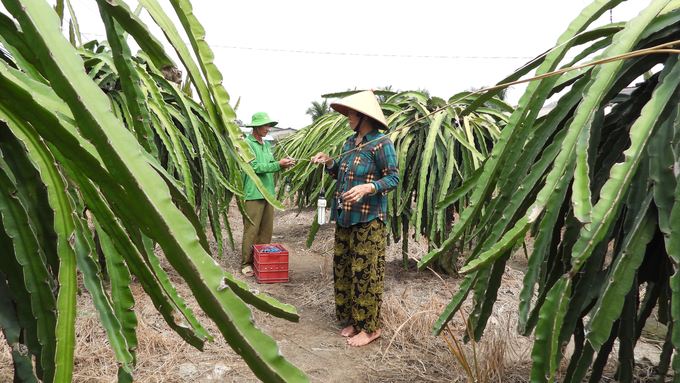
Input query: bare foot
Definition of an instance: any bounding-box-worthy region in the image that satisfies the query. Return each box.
[341,325,357,337]
[347,329,381,347]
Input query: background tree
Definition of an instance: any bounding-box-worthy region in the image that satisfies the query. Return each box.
[304,99,333,123]
[416,87,431,98]
[466,85,511,108]
[374,85,400,102]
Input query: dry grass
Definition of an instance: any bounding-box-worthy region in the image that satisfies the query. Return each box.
[10,204,661,382]
[375,245,534,383]
[27,272,258,383]
[0,211,535,383]
[0,208,536,383]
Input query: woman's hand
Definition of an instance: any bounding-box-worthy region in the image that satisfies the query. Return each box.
[311,152,333,167]
[342,183,374,204]
[279,157,296,168]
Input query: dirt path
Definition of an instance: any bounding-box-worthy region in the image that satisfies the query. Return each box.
[216,205,529,382]
[219,206,440,382]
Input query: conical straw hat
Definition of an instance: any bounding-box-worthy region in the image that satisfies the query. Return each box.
[331,90,388,130]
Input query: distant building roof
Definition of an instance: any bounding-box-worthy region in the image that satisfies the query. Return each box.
[240,126,296,141]
[269,128,296,140]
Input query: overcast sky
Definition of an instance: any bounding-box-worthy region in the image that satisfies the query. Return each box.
[59,0,657,128]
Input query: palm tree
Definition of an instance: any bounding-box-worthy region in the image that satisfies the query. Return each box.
[473,86,509,101]
[467,85,511,108]
[305,99,333,123]
[416,87,431,98]
[375,85,400,102]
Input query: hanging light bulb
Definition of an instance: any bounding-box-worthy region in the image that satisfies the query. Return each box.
[285,176,291,194]
[317,187,326,225]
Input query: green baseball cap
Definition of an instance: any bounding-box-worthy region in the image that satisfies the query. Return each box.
[246,112,278,127]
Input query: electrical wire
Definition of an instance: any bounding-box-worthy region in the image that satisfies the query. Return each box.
[73,29,537,60]
[317,40,680,163]
[208,44,537,60]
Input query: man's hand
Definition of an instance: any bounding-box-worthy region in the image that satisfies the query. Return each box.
[279,157,296,168]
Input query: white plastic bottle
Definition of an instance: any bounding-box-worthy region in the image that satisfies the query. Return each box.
[317,188,326,225]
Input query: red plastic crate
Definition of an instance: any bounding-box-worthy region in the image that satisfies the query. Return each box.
[253,244,289,264]
[254,261,289,283]
[252,244,289,283]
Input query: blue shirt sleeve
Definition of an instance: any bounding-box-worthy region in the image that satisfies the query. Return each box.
[373,139,399,193]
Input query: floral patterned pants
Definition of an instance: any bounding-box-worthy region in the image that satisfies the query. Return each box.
[333,218,386,333]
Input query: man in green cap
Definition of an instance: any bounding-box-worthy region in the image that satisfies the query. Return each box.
[241,112,295,276]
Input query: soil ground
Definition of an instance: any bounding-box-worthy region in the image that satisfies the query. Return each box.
[0,203,667,382]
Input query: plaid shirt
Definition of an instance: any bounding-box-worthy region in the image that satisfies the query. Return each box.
[326,129,399,227]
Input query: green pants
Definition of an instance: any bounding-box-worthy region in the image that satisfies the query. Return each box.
[333,218,386,333]
[241,199,274,267]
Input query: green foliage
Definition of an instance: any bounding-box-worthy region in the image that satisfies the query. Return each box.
[0,0,307,382]
[305,99,333,123]
[418,0,680,381]
[276,90,509,272]
[278,1,680,380]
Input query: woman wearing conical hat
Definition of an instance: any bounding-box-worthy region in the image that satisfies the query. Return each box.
[311,91,399,347]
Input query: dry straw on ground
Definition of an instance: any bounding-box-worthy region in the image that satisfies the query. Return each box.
[0,206,536,382]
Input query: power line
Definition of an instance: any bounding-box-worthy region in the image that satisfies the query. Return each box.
[75,31,536,60]
[72,0,99,17]
[209,44,536,60]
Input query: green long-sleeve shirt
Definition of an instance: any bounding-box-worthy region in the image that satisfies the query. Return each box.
[242,134,281,201]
